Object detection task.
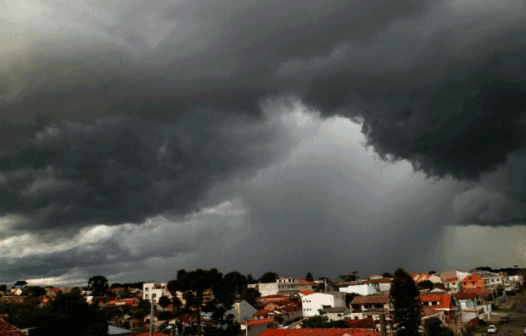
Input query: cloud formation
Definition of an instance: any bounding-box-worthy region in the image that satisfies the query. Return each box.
[1,0,526,284]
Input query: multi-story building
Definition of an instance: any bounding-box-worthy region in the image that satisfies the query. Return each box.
[258,276,301,297]
[143,282,167,303]
[302,292,346,317]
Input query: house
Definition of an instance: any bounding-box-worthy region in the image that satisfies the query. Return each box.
[258,295,291,306]
[443,277,461,293]
[224,300,258,323]
[460,275,485,290]
[419,294,456,323]
[259,277,301,297]
[299,280,315,292]
[349,295,390,320]
[142,283,168,303]
[260,328,391,336]
[302,292,346,317]
[339,284,378,296]
[241,318,273,336]
[412,273,443,284]
[324,307,350,321]
[471,271,504,289]
[453,291,491,321]
[254,300,302,323]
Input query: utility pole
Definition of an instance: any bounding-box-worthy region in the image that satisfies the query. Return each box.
[150,295,155,336]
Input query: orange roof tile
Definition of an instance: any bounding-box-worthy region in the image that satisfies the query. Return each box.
[351,295,389,305]
[243,318,273,326]
[419,294,453,310]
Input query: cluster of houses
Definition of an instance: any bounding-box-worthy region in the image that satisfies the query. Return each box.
[238,269,523,336]
[0,269,523,336]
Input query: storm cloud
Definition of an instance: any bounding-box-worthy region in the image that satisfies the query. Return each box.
[1,0,526,284]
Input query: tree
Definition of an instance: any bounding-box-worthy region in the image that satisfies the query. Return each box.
[22,286,46,298]
[424,317,455,336]
[13,280,27,289]
[306,272,314,281]
[46,291,108,335]
[382,273,394,278]
[167,268,223,336]
[239,288,259,306]
[418,280,434,290]
[258,272,278,283]
[339,273,358,282]
[0,284,6,292]
[88,275,109,296]
[390,268,422,336]
[158,295,171,308]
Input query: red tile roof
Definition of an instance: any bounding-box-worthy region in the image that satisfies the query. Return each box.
[300,290,314,295]
[454,292,477,300]
[347,318,376,329]
[419,294,453,310]
[260,328,389,336]
[351,295,389,305]
[243,318,273,326]
[462,288,490,297]
[0,319,25,336]
[445,277,458,282]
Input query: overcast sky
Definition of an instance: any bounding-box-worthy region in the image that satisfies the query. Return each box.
[1,0,526,287]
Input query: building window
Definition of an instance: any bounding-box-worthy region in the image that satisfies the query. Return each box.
[145,294,149,299]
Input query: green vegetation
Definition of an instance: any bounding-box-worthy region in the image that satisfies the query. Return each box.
[390,268,422,336]
[424,317,454,336]
[0,291,107,336]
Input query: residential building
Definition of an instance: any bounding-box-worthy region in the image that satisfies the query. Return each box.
[143,282,167,303]
[460,275,485,290]
[302,292,346,317]
[471,271,504,288]
[419,293,456,323]
[259,282,279,297]
[339,284,378,296]
[254,300,302,323]
[454,291,491,321]
[443,277,461,293]
[241,318,273,336]
[224,300,258,323]
[259,277,301,297]
[412,273,443,284]
[349,294,390,320]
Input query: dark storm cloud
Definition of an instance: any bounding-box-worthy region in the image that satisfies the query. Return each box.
[0,114,290,229]
[1,0,526,228]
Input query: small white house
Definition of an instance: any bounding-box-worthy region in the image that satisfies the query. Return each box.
[302,292,346,317]
[339,284,378,296]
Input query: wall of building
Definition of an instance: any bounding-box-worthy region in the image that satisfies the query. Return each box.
[339,284,377,296]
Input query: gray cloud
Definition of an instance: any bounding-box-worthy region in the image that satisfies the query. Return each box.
[0,112,292,229]
[1,0,526,234]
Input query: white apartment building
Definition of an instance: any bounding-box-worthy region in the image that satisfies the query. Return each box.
[259,276,300,297]
[302,292,346,317]
[339,284,378,296]
[143,282,167,303]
